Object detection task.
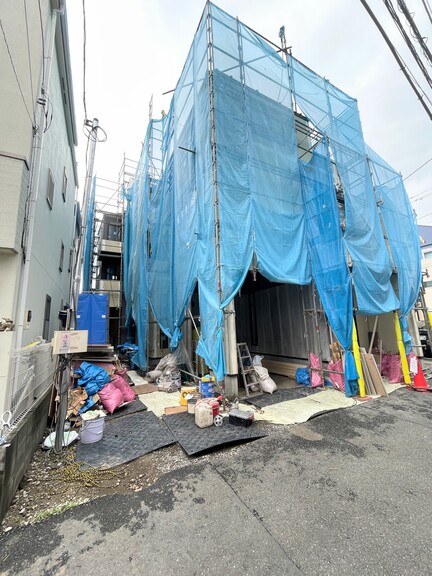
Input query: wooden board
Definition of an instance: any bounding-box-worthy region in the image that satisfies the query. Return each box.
[261,359,305,380]
[360,353,376,395]
[133,383,158,395]
[364,353,388,396]
[164,405,187,416]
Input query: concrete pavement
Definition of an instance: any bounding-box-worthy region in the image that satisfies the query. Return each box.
[1,387,432,575]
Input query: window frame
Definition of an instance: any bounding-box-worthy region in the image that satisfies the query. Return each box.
[46,169,54,209]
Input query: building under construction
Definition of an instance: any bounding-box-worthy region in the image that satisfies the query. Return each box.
[123,2,422,398]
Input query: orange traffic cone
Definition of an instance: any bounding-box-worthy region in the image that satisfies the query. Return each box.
[411,358,432,390]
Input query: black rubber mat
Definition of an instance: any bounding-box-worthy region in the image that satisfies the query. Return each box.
[243,386,320,408]
[163,412,267,456]
[77,411,175,469]
[105,397,147,421]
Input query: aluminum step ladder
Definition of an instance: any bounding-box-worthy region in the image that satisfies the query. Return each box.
[237,342,260,396]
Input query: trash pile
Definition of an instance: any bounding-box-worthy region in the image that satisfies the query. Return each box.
[68,362,136,418]
[146,350,184,392]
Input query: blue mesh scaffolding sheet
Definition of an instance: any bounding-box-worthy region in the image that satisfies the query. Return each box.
[299,140,358,396]
[290,56,399,315]
[195,4,310,379]
[128,2,420,387]
[147,18,203,351]
[366,144,422,350]
[366,145,421,317]
[125,127,152,370]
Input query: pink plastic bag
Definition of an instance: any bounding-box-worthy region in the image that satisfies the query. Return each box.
[98,382,124,413]
[386,354,403,383]
[111,374,136,403]
[328,359,345,392]
[309,352,323,387]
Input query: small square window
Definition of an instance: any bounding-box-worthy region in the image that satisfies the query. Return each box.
[62,168,67,202]
[46,170,54,209]
[68,248,73,273]
[59,241,64,272]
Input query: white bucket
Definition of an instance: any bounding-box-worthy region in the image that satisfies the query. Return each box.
[80,417,105,444]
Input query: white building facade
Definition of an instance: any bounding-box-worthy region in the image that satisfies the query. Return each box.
[0,0,78,415]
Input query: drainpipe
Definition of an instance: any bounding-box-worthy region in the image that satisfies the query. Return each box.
[14,1,65,349]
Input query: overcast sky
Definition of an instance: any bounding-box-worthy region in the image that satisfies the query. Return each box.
[67,0,432,225]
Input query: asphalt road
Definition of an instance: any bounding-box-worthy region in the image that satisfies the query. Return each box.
[1,387,432,576]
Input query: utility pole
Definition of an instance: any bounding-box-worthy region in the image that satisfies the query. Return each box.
[71,118,99,326]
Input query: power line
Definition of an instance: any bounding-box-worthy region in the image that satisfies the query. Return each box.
[23,0,35,117]
[412,190,432,202]
[410,184,432,199]
[0,17,34,125]
[37,0,45,89]
[82,0,88,121]
[359,0,432,121]
[397,0,432,69]
[417,210,432,220]
[421,0,432,25]
[383,0,432,92]
[404,155,432,180]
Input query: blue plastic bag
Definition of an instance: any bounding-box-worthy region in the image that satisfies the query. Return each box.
[74,361,110,396]
[295,368,310,386]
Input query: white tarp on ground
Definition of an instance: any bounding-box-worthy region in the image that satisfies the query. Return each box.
[138,391,181,417]
[239,389,357,426]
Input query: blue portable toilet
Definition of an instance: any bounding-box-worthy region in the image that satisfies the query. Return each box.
[76,293,109,345]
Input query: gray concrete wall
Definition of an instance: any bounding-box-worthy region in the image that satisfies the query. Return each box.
[0,388,51,523]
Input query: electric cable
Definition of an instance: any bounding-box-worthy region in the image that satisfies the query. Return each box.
[404,155,432,179]
[23,0,35,118]
[410,184,432,199]
[44,93,54,133]
[82,0,88,121]
[411,190,432,202]
[83,122,107,143]
[396,0,432,68]
[382,0,432,91]
[37,0,46,89]
[417,210,432,220]
[0,17,34,125]
[422,0,432,25]
[359,0,432,120]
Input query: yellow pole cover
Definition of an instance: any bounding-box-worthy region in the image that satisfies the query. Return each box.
[352,320,365,397]
[393,312,411,384]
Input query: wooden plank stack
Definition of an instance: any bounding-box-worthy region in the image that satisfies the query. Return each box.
[359,347,387,396]
[261,359,306,380]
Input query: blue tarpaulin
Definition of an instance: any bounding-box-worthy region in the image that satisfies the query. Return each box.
[76,293,108,345]
[123,2,421,393]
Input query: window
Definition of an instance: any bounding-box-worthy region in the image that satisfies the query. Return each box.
[62,168,67,202]
[59,241,64,272]
[46,169,54,209]
[42,295,51,341]
[425,280,432,289]
[424,250,432,260]
[68,248,73,273]
[106,222,120,241]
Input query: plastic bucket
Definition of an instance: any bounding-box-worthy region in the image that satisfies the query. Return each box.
[80,417,105,444]
[187,394,202,414]
[199,379,214,398]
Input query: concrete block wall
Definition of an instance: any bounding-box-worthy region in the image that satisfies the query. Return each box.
[0,388,51,523]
